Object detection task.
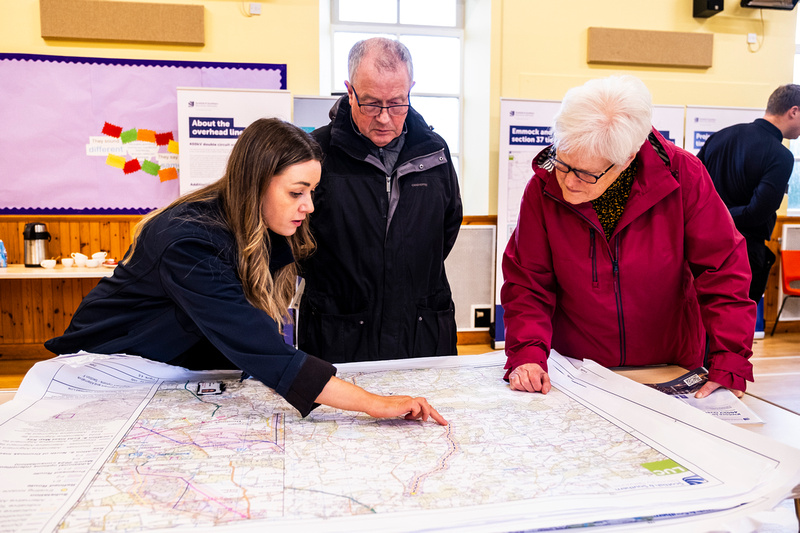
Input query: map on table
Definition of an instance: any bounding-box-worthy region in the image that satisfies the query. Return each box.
[1,352,798,532]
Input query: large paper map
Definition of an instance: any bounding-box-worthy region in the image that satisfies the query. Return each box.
[1,352,799,532]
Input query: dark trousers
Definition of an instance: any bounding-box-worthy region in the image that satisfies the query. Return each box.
[744,234,776,303]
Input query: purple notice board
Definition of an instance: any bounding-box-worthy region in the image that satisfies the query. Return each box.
[0,54,286,214]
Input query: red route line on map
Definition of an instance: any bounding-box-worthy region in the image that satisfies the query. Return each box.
[406,422,458,496]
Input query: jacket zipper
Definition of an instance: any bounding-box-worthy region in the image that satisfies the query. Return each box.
[589,228,598,288]
[613,235,626,366]
[544,190,626,364]
[379,147,392,201]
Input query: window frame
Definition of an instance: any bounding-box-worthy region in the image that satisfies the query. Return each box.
[326,0,465,181]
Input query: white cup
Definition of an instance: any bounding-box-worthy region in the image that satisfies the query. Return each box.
[85,259,100,268]
[71,252,88,267]
[61,258,74,267]
[92,251,107,261]
[41,259,56,269]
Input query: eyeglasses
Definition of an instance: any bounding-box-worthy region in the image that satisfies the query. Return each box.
[351,86,410,117]
[547,152,615,184]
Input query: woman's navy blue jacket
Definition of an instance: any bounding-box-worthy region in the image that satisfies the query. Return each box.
[45,198,336,417]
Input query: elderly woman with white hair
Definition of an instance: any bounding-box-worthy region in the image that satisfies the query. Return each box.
[501,75,756,399]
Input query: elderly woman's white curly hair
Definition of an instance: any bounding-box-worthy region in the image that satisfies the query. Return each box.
[552,75,653,166]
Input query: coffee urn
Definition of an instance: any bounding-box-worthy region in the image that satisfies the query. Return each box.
[23,222,51,267]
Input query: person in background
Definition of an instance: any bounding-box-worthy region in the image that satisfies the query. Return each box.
[298,37,463,363]
[45,118,446,425]
[502,75,755,399]
[697,84,800,303]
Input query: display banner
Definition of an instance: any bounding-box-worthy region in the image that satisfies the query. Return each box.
[684,105,763,155]
[293,95,339,133]
[177,88,292,195]
[494,99,561,347]
[653,105,686,149]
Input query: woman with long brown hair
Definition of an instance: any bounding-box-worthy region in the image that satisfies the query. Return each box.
[46,118,446,425]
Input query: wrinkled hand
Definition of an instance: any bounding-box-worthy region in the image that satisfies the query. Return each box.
[367,395,448,426]
[508,363,551,394]
[695,380,743,399]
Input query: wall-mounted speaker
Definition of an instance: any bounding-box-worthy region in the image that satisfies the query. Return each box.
[694,0,724,17]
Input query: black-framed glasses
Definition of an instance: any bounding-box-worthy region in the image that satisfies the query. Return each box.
[547,152,614,184]
[351,86,410,117]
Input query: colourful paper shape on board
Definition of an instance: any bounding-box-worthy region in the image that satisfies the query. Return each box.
[155,131,174,146]
[120,128,138,144]
[168,139,179,154]
[137,129,157,143]
[141,160,160,176]
[159,167,178,182]
[124,159,141,174]
[105,154,126,169]
[102,122,123,138]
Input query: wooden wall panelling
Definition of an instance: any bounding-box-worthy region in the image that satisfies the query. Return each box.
[41,280,56,342]
[49,222,63,260]
[0,281,9,344]
[0,221,23,263]
[21,281,35,343]
[108,221,119,261]
[7,281,24,344]
[69,220,81,259]
[55,219,69,259]
[0,215,142,360]
[52,279,66,339]
[0,215,142,260]
[31,280,45,344]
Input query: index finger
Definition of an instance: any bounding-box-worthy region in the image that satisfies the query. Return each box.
[405,399,448,426]
[428,405,448,426]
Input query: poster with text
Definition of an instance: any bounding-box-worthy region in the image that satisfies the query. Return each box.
[494,98,561,346]
[652,105,686,150]
[684,105,763,155]
[177,88,292,195]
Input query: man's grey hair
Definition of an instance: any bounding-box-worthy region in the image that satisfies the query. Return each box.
[766,84,800,116]
[348,37,413,85]
[552,75,653,166]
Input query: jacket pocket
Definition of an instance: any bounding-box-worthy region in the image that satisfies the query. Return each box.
[413,302,456,357]
[299,300,370,363]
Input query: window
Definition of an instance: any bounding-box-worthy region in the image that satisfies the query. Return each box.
[325,0,464,177]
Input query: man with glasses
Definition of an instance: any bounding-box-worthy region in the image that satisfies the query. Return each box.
[298,37,462,363]
[502,75,755,400]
